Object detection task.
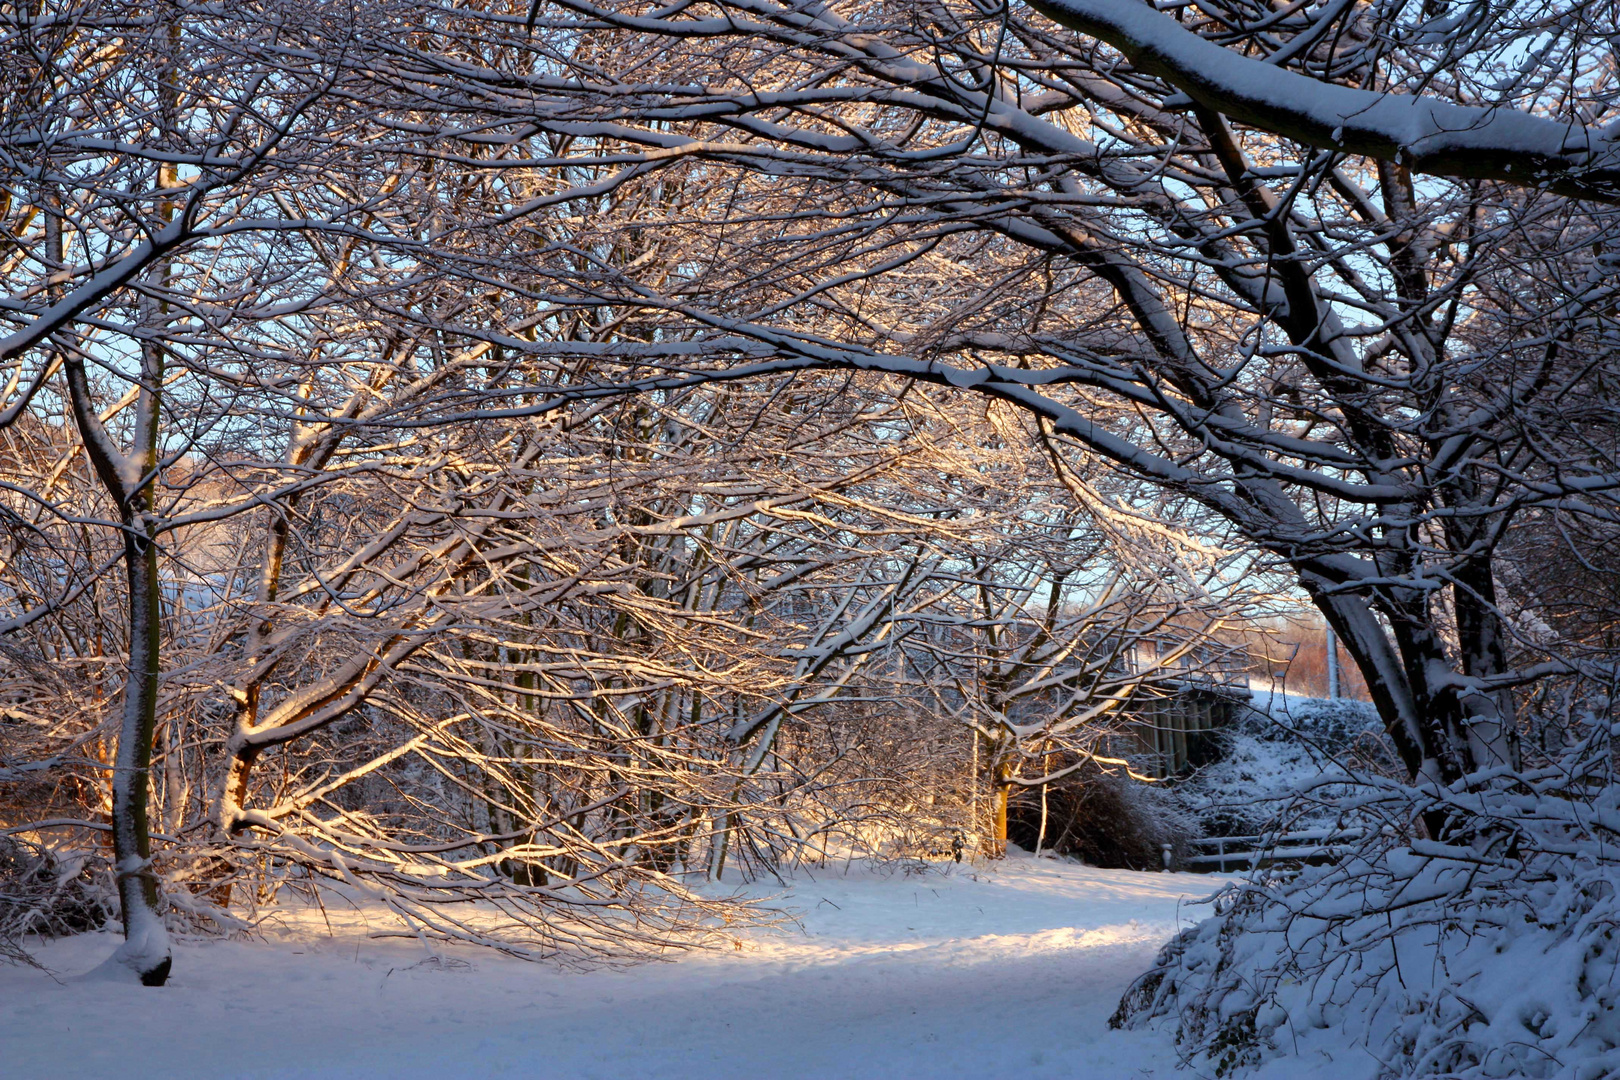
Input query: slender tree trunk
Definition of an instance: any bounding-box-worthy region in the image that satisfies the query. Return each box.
[110,512,171,984]
[1036,781,1049,857]
[990,758,1011,858]
[101,11,182,981]
[61,297,173,982]
[1451,556,1521,771]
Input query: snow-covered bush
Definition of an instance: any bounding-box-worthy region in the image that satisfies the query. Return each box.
[1236,692,1384,749]
[0,836,112,967]
[1115,720,1620,1079]
[1177,693,1395,838]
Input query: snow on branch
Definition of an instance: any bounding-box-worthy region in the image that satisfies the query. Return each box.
[1027,0,1620,203]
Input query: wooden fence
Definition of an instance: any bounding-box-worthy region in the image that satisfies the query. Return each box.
[1183,828,1365,873]
[1121,681,1250,778]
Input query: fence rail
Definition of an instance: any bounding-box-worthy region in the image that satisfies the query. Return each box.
[1184,828,1364,873]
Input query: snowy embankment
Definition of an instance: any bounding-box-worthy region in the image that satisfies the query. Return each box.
[1126,698,1620,1079]
[2,855,1232,1080]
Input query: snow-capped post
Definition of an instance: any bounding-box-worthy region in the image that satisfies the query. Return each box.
[1325,627,1339,701]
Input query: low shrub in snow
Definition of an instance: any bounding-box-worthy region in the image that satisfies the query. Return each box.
[1008,763,1197,869]
[1178,694,1398,839]
[0,836,112,967]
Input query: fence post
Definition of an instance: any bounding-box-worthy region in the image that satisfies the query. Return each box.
[1327,626,1341,700]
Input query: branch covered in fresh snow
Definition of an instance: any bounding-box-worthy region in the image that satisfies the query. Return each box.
[1028,0,1620,203]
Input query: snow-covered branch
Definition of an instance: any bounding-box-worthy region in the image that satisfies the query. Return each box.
[1029,0,1620,202]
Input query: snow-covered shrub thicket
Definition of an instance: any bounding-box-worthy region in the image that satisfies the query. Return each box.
[1178,693,1394,838]
[1,351,1232,967]
[1116,708,1620,1079]
[1240,693,1385,751]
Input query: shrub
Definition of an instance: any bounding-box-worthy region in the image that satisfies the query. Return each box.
[0,836,113,967]
[1007,764,1196,869]
[1113,721,1620,1078]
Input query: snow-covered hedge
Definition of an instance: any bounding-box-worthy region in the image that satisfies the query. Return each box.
[1116,723,1620,1079]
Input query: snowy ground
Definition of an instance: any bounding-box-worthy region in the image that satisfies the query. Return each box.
[2,854,1227,1080]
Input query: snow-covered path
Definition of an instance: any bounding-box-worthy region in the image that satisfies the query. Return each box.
[1,855,1218,1079]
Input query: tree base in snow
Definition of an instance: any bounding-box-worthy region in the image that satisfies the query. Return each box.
[110,921,172,987]
[134,954,171,986]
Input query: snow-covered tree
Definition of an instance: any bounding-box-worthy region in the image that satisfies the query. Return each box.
[338,0,1618,807]
[315,3,1620,1069]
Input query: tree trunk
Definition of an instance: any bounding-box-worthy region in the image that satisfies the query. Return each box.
[1450,556,1521,772]
[1310,568,1520,840]
[990,759,1011,858]
[109,513,171,985]
[62,298,172,982]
